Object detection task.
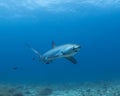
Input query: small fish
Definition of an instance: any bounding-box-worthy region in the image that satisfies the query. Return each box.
[32,57,35,60]
[26,42,81,64]
[12,67,18,70]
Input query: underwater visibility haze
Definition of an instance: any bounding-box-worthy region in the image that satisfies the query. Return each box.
[0,0,120,84]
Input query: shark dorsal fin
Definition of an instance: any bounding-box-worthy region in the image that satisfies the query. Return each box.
[65,56,77,64]
[52,41,56,48]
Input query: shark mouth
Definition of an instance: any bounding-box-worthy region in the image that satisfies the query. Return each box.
[73,46,80,52]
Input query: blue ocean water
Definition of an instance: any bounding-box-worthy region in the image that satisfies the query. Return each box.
[0,0,120,84]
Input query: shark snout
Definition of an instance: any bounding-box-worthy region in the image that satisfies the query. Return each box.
[76,45,81,48]
[72,45,81,52]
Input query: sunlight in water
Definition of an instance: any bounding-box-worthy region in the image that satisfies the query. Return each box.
[0,0,120,19]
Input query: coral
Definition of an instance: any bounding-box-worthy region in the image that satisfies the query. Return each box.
[0,92,10,96]
[38,88,53,96]
[0,84,24,96]
[13,92,24,96]
[0,86,11,96]
[24,90,31,94]
[8,88,16,94]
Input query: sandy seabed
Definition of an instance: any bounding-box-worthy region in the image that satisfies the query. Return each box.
[0,80,120,96]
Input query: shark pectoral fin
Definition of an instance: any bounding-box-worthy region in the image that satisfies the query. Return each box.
[65,56,77,64]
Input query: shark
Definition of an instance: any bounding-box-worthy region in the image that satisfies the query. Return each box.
[27,42,81,64]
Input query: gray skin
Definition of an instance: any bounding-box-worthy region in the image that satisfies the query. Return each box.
[30,44,81,64]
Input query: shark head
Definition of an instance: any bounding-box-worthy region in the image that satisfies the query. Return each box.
[72,44,81,52]
[62,44,81,56]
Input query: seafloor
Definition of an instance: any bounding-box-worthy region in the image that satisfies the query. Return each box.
[0,80,120,96]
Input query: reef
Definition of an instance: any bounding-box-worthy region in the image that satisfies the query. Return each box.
[0,80,120,96]
[38,88,53,96]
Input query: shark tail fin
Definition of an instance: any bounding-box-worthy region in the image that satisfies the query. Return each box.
[26,43,42,61]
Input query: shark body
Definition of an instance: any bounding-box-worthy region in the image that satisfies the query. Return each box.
[28,42,81,64]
